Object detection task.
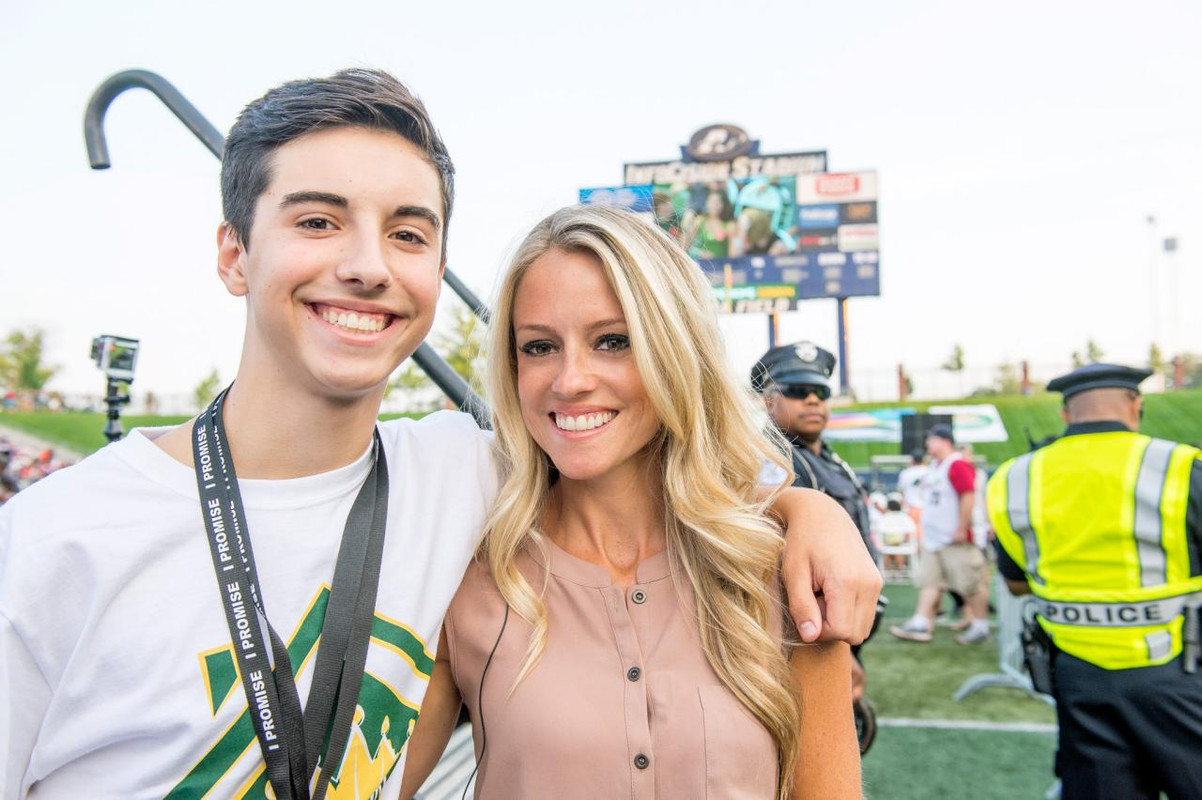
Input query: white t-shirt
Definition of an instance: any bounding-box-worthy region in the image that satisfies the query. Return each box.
[896,464,928,510]
[0,411,496,799]
[918,453,964,552]
[877,510,917,548]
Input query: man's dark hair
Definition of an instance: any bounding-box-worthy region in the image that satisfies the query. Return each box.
[220,68,454,260]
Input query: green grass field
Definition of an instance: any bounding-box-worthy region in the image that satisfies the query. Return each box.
[0,413,191,454]
[857,582,1059,798]
[866,583,1055,724]
[863,726,1057,799]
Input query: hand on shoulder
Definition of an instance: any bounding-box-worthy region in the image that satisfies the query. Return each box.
[776,488,882,645]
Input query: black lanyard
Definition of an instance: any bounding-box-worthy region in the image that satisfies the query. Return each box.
[192,387,390,800]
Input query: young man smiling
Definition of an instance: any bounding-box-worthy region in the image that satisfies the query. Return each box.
[0,69,880,798]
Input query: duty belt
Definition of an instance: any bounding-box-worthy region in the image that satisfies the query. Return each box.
[1037,592,1202,674]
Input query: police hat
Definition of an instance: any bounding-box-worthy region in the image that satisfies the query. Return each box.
[1046,363,1152,399]
[751,341,836,392]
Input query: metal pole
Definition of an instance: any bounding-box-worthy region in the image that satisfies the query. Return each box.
[1164,236,1179,360]
[85,70,225,165]
[767,313,778,348]
[102,378,131,442]
[84,69,491,422]
[410,343,490,429]
[1146,215,1160,356]
[442,269,491,324]
[836,297,850,395]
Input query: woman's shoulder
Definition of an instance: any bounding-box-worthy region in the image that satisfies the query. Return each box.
[446,548,542,624]
[448,557,501,614]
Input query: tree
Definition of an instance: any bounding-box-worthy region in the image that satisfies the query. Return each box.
[941,344,965,372]
[389,303,486,406]
[995,361,1022,395]
[1148,343,1166,373]
[0,327,58,391]
[1071,340,1105,368]
[438,303,486,387]
[193,368,222,411]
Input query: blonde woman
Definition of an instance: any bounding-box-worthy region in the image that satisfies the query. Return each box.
[402,205,862,799]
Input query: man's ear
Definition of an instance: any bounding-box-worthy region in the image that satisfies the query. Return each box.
[216,222,249,297]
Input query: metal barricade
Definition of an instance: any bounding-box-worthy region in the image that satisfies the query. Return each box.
[413,724,475,800]
[954,573,1055,706]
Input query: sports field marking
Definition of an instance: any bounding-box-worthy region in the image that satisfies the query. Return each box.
[879,717,1056,734]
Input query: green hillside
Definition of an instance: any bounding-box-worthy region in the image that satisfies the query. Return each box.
[828,389,1202,468]
[827,394,1060,468]
[4,390,1201,466]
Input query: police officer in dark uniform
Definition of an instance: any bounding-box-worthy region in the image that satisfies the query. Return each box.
[752,341,876,559]
[753,341,881,751]
[988,363,1202,799]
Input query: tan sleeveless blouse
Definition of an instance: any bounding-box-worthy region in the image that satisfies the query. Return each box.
[443,540,779,799]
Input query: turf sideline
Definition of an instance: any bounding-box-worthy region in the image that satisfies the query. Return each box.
[879,717,1056,734]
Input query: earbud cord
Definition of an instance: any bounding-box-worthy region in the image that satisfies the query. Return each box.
[461,605,510,800]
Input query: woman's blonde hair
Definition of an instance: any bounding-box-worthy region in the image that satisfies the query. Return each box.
[484,204,801,796]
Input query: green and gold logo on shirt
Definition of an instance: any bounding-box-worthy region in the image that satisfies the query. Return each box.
[168,586,433,799]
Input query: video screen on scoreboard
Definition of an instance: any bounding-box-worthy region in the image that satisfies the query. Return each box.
[648,176,799,259]
[579,169,880,304]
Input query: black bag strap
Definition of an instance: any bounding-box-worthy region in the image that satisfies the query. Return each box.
[304,431,389,799]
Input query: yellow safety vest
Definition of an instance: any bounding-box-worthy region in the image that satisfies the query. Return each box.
[988,430,1202,670]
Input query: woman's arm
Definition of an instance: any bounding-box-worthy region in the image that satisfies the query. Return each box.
[769,487,883,644]
[398,629,462,799]
[790,641,861,799]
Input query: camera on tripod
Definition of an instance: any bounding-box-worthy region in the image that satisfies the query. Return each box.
[91,335,140,383]
[90,335,140,443]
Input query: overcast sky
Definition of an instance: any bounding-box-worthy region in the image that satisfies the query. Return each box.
[3,0,1200,402]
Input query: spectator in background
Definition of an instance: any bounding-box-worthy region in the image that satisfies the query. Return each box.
[866,490,888,547]
[890,424,991,645]
[878,492,917,574]
[0,441,16,503]
[15,450,60,492]
[896,447,927,555]
[940,443,993,629]
[897,447,928,510]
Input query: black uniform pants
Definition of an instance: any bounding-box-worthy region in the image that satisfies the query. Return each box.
[1053,651,1202,799]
